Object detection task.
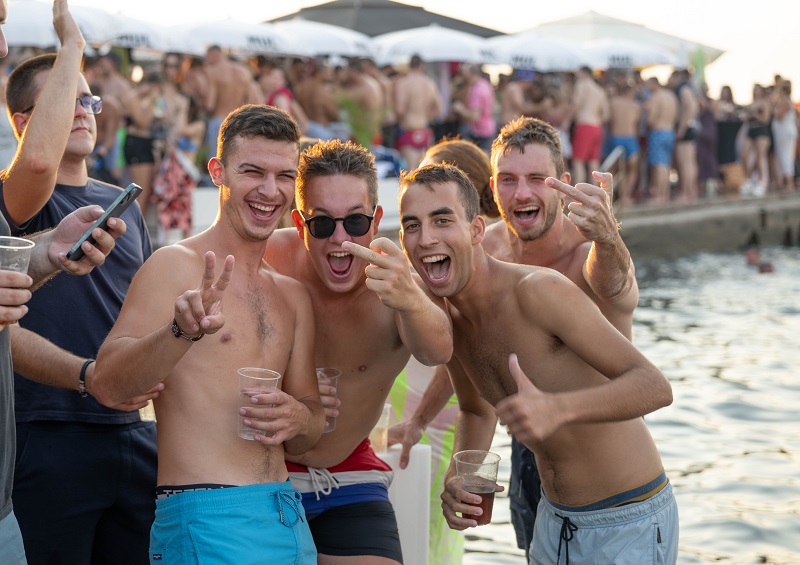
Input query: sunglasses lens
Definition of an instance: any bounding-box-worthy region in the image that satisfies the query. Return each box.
[343,214,372,237]
[307,217,336,239]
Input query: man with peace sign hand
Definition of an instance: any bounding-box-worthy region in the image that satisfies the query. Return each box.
[264,139,452,564]
[93,105,324,564]
[399,163,677,564]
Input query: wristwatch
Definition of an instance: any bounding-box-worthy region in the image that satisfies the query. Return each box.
[171,318,204,342]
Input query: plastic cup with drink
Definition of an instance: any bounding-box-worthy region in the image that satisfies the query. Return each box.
[0,236,35,326]
[238,367,281,440]
[453,449,501,526]
[316,367,341,433]
[369,402,392,453]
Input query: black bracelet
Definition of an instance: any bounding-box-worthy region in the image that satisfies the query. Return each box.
[78,359,95,398]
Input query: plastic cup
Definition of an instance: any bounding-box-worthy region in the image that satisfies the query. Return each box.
[0,236,35,326]
[453,450,501,526]
[369,402,392,453]
[316,367,341,433]
[139,400,156,422]
[238,367,281,440]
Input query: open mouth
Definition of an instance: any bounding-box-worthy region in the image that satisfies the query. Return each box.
[249,202,277,221]
[422,254,451,283]
[513,204,540,224]
[328,251,353,277]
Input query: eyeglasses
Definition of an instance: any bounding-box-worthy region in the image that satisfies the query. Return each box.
[297,206,377,239]
[21,95,103,116]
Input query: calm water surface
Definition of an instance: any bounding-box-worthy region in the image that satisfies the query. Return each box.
[463,247,800,565]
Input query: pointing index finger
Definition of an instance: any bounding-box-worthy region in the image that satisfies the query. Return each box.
[342,241,390,267]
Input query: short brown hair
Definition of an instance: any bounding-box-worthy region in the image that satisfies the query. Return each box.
[400,163,479,221]
[5,53,57,116]
[296,139,378,211]
[423,138,498,218]
[217,104,300,164]
[491,116,565,179]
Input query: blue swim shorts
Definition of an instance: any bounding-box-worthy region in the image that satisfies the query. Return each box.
[149,482,317,565]
[529,481,678,565]
[609,135,640,158]
[647,130,675,167]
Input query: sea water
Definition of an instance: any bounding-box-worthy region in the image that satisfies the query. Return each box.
[464,247,800,565]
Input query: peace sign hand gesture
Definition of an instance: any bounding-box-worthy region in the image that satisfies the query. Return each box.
[545,171,620,245]
[173,251,235,338]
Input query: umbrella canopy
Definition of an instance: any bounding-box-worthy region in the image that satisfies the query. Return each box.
[171,19,308,57]
[531,11,723,68]
[5,0,117,47]
[487,32,592,72]
[273,18,374,58]
[108,14,170,51]
[584,38,679,70]
[268,0,502,38]
[373,24,495,65]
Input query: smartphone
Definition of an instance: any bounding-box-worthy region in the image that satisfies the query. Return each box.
[65,183,143,261]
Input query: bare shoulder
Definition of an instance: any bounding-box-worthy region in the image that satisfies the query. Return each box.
[264,228,303,274]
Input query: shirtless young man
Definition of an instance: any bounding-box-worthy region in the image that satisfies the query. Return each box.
[294,63,341,141]
[203,46,260,153]
[608,83,642,206]
[339,59,385,147]
[264,139,453,564]
[644,77,679,203]
[92,105,324,564]
[398,163,678,564]
[570,66,609,185]
[670,70,700,201]
[394,55,442,169]
[390,117,640,553]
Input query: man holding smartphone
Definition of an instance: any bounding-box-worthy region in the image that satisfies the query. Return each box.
[0,2,157,563]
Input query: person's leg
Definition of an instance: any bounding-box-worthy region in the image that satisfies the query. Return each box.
[756,136,771,189]
[13,423,117,565]
[675,141,698,201]
[0,511,28,565]
[91,422,157,565]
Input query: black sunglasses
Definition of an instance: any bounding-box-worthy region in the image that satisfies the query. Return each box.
[297,206,377,239]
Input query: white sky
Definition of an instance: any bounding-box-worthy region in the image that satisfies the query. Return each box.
[57,0,800,103]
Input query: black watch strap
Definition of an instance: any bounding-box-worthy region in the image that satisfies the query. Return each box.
[171,318,204,342]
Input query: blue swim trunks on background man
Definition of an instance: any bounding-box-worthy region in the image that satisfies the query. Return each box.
[647,130,676,166]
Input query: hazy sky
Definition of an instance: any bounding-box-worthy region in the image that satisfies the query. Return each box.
[55,0,800,103]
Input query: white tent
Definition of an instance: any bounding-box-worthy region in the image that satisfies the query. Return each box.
[530,11,723,70]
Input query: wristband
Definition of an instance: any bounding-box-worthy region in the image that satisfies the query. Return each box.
[171,318,204,342]
[79,359,95,398]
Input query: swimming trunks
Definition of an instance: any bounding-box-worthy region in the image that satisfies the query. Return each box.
[529,474,678,565]
[287,439,402,561]
[608,135,640,158]
[149,482,316,565]
[396,128,433,150]
[571,123,604,162]
[123,134,155,165]
[647,130,676,166]
[747,123,771,140]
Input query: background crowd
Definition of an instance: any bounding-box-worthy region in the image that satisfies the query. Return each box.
[1,46,797,244]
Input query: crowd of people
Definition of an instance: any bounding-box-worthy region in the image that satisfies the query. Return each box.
[24,1,800,564]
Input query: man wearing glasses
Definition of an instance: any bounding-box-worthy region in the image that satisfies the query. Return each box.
[265,138,452,564]
[0,4,156,563]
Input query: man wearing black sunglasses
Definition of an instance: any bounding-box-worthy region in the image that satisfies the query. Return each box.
[0,3,157,563]
[265,139,453,565]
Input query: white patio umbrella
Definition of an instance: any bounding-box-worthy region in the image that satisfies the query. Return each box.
[171,19,309,57]
[373,24,495,65]
[273,19,374,58]
[584,38,679,69]
[486,32,592,72]
[107,14,170,52]
[5,0,117,47]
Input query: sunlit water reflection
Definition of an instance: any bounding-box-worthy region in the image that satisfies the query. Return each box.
[464,247,800,564]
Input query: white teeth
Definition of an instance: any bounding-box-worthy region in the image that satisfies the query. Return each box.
[250,203,275,212]
[329,252,350,258]
[423,255,448,263]
[517,205,539,212]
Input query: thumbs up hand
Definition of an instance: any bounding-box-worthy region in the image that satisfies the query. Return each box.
[495,353,565,445]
